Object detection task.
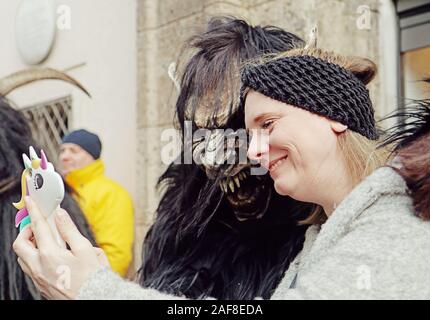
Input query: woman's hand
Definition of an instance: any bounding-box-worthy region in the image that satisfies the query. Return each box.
[13,197,110,300]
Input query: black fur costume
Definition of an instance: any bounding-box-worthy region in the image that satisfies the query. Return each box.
[139,17,314,300]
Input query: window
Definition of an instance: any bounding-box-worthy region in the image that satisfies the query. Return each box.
[20,95,72,166]
[397,0,430,100]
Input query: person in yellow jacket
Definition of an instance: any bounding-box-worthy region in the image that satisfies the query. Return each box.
[59,129,134,277]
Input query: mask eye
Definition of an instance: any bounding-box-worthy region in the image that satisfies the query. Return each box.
[34,173,44,190]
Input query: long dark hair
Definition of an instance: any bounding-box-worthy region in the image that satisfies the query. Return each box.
[0,98,95,300]
[138,17,311,299]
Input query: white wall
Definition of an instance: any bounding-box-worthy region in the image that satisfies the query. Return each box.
[0,0,137,201]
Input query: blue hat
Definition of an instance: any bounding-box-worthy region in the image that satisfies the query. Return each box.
[61,129,102,159]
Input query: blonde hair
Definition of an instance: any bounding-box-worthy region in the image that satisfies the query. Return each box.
[299,130,390,225]
[252,47,390,225]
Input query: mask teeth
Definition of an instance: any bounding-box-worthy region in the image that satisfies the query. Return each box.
[233,176,240,188]
[228,179,235,193]
[220,179,229,193]
[222,176,243,193]
[219,181,226,193]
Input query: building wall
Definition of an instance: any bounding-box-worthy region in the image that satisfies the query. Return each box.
[0,0,137,203]
[134,0,396,271]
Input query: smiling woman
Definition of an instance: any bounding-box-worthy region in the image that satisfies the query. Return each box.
[242,48,389,223]
[238,47,430,299]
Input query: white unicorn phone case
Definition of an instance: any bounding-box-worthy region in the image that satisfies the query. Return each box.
[13,146,66,248]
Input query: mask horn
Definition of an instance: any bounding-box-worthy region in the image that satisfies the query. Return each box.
[40,149,48,170]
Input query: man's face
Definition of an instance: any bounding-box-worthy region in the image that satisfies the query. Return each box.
[59,143,95,176]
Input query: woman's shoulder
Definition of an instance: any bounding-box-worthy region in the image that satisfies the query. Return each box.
[333,166,430,260]
[351,168,430,256]
[322,166,416,239]
[355,194,430,244]
[354,167,428,227]
[359,166,408,198]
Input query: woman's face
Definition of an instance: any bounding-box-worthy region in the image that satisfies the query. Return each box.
[244,90,346,203]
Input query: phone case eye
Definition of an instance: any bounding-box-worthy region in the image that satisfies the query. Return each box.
[35,173,44,190]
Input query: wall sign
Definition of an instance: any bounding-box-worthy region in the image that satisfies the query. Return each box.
[15,0,56,65]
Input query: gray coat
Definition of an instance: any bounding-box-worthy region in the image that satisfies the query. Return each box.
[77,167,430,300]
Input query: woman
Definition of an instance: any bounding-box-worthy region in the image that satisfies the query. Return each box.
[13,48,430,299]
[240,48,430,299]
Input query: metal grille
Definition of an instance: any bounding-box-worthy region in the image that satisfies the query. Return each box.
[20,96,72,166]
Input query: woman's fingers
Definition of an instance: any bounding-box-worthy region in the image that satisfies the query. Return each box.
[55,209,93,257]
[13,204,104,300]
[13,225,39,263]
[24,197,56,251]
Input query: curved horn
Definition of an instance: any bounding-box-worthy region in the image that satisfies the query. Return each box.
[0,67,91,97]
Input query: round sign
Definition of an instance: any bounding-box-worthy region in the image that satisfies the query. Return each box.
[15,0,56,65]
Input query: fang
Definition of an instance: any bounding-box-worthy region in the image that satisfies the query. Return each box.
[229,180,235,193]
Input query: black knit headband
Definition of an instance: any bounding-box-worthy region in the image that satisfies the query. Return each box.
[240,55,379,140]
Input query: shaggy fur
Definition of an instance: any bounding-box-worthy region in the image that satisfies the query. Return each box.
[138,17,314,300]
[0,98,95,300]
